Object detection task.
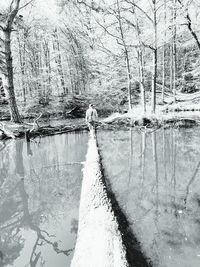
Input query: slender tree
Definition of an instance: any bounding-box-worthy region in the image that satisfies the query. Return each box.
[151,0,158,113]
[161,0,167,103]
[131,3,146,113]
[116,0,132,110]
[172,0,177,103]
[53,27,67,95]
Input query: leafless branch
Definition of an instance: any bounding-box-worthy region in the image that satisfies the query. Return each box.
[95,18,122,41]
[124,0,153,23]
[18,0,35,11]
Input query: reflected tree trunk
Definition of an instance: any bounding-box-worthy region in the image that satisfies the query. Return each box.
[13,139,72,265]
[172,130,176,188]
[152,131,159,219]
[18,177,72,265]
[127,128,133,200]
[171,129,177,215]
[15,141,24,178]
[162,128,167,181]
[141,131,146,184]
[184,161,200,206]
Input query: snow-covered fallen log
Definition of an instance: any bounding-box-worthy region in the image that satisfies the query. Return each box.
[70,130,129,267]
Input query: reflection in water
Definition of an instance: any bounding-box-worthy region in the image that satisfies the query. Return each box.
[0,133,88,267]
[98,127,200,267]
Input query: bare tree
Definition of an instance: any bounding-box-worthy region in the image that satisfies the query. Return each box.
[131,2,146,113]
[161,0,167,103]
[53,27,67,95]
[116,0,132,110]
[0,0,22,122]
[178,0,200,50]
[151,0,158,113]
[172,0,177,103]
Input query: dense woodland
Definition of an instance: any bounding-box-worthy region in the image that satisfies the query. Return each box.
[0,0,200,122]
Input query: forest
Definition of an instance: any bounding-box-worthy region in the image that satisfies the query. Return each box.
[0,0,200,124]
[1,1,200,267]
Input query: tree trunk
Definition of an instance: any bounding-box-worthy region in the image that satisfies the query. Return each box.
[132,3,146,113]
[125,51,132,111]
[4,29,22,123]
[151,0,157,114]
[53,28,67,95]
[151,48,157,113]
[161,0,167,103]
[17,30,26,103]
[138,50,146,113]
[172,0,177,103]
[117,0,132,110]
[170,41,173,92]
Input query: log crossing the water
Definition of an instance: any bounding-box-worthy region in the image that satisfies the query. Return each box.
[70,129,129,267]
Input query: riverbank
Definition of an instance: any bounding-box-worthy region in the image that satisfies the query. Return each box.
[1,109,199,141]
[0,119,89,140]
[1,91,200,140]
[102,109,200,129]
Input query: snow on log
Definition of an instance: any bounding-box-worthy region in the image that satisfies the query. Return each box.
[70,130,129,267]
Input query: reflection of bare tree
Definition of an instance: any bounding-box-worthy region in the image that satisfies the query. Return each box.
[162,128,167,181]
[18,178,73,267]
[0,136,81,267]
[0,142,24,266]
[184,161,200,206]
[71,219,78,234]
[15,141,25,177]
[0,192,23,267]
[170,129,178,216]
[0,141,10,187]
[0,141,6,152]
[127,128,133,196]
[152,131,159,218]
[171,130,177,187]
[14,140,73,267]
[26,141,33,156]
[151,132,163,266]
[141,131,146,184]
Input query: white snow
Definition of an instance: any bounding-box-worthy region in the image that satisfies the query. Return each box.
[70,130,129,267]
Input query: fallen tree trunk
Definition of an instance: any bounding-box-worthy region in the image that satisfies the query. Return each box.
[71,131,129,267]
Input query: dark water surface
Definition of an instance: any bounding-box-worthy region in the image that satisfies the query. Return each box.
[0,133,88,267]
[98,127,200,267]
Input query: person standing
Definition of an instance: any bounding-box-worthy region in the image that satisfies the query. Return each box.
[85,104,98,131]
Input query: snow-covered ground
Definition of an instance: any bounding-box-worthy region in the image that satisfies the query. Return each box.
[70,131,129,267]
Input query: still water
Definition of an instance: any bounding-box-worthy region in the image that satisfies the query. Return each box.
[0,133,88,267]
[1,127,200,267]
[98,127,200,267]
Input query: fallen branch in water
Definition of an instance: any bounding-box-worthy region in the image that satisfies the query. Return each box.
[0,122,16,139]
[24,113,42,142]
